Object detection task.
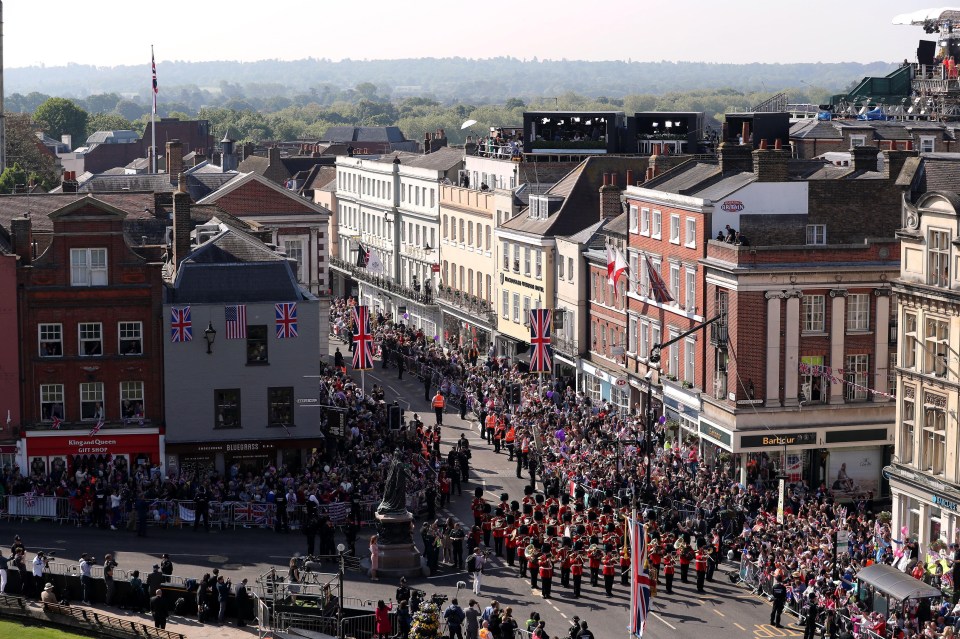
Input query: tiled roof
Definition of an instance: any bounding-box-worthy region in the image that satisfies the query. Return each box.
[643,161,720,194]
[0,192,159,233]
[371,147,464,172]
[78,172,236,201]
[322,126,407,143]
[917,154,960,194]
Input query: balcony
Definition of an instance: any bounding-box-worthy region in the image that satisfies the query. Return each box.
[553,334,580,357]
[436,287,494,317]
[710,322,728,347]
[329,257,436,306]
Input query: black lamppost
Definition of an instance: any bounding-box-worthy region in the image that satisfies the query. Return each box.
[203,322,217,354]
[337,543,346,639]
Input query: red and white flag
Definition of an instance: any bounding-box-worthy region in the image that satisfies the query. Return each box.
[89,416,104,437]
[610,247,628,287]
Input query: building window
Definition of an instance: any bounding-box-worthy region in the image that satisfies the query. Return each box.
[524,247,531,276]
[523,297,531,326]
[669,263,681,303]
[802,295,825,333]
[806,224,826,245]
[652,210,662,239]
[628,316,638,354]
[80,382,105,421]
[70,248,107,287]
[920,136,936,153]
[922,398,946,474]
[246,326,268,364]
[512,293,520,323]
[120,381,144,421]
[800,355,827,404]
[685,269,696,313]
[40,384,64,422]
[502,291,509,319]
[467,221,473,246]
[502,242,509,270]
[629,205,639,233]
[680,338,694,386]
[558,256,565,279]
[845,354,869,401]
[667,331,679,376]
[39,323,63,357]
[901,394,915,465]
[118,321,143,355]
[925,317,949,377]
[513,244,520,272]
[849,135,867,148]
[640,208,650,236]
[214,389,241,429]
[535,250,542,279]
[904,312,919,369]
[283,240,304,281]
[458,219,464,243]
[78,322,103,356]
[846,294,870,332]
[652,324,662,358]
[929,229,950,287]
[685,218,696,248]
[442,215,448,239]
[639,321,649,358]
[450,217,457,242]
[670,214,680,244]
[268,387,295,426]
[567,257,573,281]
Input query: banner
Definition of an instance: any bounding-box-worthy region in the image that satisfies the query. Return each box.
[9,495,58,518]
[776,478,785,524]
[178,504,195,522]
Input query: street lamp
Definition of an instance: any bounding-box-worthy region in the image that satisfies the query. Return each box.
[337,543,346,639]
[203,322,217,354]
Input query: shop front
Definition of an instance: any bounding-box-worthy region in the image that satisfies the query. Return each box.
[662,380,702,450]
[23,429,161,478]
[581,360,631,415]
[166,438,326,476]
[888,465,960,559]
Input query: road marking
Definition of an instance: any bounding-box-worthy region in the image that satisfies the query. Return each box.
[550,604,559,611]
[560,613,568,619]
[734,623,746,631]
[713,609,725,617]
[753,624,802,638]
[651,612,676,631]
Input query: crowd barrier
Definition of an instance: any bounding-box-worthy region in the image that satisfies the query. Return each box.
[0,494,379,531]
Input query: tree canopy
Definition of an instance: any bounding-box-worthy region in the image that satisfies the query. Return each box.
[32,97,88,147]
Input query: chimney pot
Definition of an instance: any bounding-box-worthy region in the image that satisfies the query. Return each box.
[602,173,609,186]
[759,139,768,150]
[774,139,782,151]
[906,139,914,151]
[166,139,184,185]
[741,122,750,145]
[11,216,33,265]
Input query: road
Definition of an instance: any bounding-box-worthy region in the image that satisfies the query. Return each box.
[0,341,798,639]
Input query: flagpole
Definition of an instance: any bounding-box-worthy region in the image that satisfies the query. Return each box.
[361,370,366,398]
[151,44,157,174]
[629,508,637,639]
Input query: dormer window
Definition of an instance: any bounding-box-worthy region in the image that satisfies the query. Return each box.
[929,228,950,287]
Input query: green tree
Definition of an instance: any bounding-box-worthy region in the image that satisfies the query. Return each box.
[0,162,28,194]
[32,97,88,146]
[4,114,58,189]
[82,93,122,114]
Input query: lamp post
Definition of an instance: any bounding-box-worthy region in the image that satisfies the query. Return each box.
[644,369,654,497]
[203,321,217,354]
[337,543,346,639]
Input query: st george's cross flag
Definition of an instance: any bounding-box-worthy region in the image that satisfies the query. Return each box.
[529,308,553,373]
[352,305,374,370]
[275,302,298,339]
[629,517,652,637]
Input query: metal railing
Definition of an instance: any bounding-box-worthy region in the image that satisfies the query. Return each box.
[435,286,494,315]
[330,257,436,306]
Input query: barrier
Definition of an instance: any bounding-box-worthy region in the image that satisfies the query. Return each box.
[8,494,58,519]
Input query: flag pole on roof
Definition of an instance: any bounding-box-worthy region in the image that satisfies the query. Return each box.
[151,45,158,174]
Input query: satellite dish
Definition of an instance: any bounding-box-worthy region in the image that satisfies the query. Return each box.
[460,119,478,130]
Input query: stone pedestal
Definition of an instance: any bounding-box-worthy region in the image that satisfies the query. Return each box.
[374,511,424,578]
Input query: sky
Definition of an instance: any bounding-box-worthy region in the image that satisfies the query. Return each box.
[2,0,948,68]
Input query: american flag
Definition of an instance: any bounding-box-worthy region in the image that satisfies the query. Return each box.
[529,308,553,373]
[352,305,373,370]
[275,302,298,339]
[151,46,158,114]
[51,415,62,430]
[170,306,192,342]
[225,305,247,339]
[89,416,104,437]
[629,517,652,637]
[644,255,674,304]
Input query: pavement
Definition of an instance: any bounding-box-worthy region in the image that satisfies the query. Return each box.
[0,340,800,639]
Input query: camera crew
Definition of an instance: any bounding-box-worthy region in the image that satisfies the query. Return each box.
[30,550,51,599]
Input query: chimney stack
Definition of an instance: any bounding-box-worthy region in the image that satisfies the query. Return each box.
[268,145,281,168]
[718,143,753,174]
[741,122,751,146]
[752,145,788,182]
[61,170,78,193]
[882,147,916,180]
[599,170,622,219]
[626,169,634,186]
[10,215,32,265]
[851,145,880,172]
[172,180,192,271]
[220,133,237,172]
[166,139,183,185]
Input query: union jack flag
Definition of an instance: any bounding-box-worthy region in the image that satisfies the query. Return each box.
[51,415,62,430]
[352,305,374,370]
[529,308,553,373]
[89,416,104,437]
[644,255,674,304]
[171,306,192,342]
[629,517,652,637]
[151,46,158,114]
[275,302,298,339]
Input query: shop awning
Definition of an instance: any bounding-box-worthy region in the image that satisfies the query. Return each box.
[857,563,942,601]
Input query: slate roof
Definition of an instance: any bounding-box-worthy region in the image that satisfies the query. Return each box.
[370,147,464,172]
[563,219,606,245]
[790,119,957,141]
[501,155,648,237]
[603,211,629,236]
[0,192,159,233]
[643,161,720,193]
[322,126,408,143]
[85,130,140,145]
[170,229,306,304]
[303,165,337,193]
[915,153,960,194]
[78,172,237,201]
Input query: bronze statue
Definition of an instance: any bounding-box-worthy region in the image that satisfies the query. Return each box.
[377,456,410,516]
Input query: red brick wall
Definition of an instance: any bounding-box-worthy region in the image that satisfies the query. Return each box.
[214,180,318,216]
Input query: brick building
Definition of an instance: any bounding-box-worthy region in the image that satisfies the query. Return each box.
[0,247,18,468]
[625,143,910,490]
[13,196,165,475]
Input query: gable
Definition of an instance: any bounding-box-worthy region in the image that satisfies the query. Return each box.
[49,196,129,220]
[209,179,319,216]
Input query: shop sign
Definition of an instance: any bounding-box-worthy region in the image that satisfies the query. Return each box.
[740,432,816,448]
[720,200,744,212]
[27,434,159,456]
[933,495,959,511]
[699,422,732,446]
[502,274,544,293]
[193,441,277,454]
[664,396,699,420]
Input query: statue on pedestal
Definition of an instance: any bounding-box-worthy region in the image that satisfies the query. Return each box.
[377,455,411,516]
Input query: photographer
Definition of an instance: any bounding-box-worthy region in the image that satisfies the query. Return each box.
[31,550,50,600]
[103,553,118,606]
[79,553,94,605]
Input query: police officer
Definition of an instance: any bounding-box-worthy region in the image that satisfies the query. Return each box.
[770,579,787,628]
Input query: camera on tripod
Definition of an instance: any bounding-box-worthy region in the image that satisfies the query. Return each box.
[430,593,448,606]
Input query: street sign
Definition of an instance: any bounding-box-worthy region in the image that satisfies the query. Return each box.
[431,264,441,273]
[296,398,318,404]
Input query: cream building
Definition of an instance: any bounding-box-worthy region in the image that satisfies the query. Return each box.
[889,154,960,550]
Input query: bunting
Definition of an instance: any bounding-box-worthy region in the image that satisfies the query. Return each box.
[797,362,894,399]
